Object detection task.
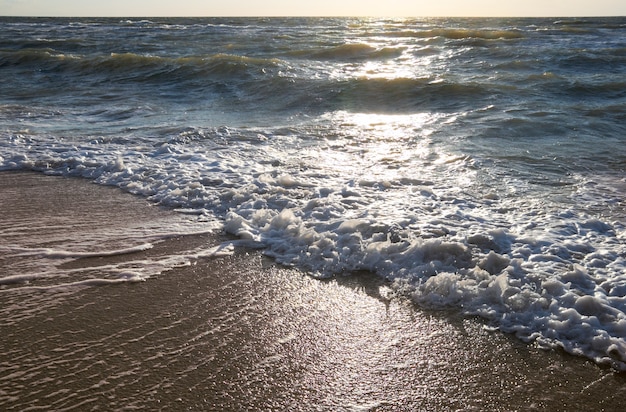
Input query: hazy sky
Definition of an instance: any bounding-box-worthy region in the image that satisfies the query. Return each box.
[1,0,625,17]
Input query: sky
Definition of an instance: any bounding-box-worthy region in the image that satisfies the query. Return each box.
[1,0,625,17]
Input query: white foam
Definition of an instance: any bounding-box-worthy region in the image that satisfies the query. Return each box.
[0,241,236,292]
[11,243,154,259]
[1,119,625,370]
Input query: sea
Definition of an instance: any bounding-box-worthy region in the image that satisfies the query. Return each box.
[1,16,625,373]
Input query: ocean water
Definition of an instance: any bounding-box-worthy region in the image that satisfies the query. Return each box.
[1,17,625,371]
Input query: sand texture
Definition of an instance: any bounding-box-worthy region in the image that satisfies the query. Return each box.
[1,172,624,411]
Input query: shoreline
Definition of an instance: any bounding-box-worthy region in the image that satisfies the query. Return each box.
[1,171,624,410]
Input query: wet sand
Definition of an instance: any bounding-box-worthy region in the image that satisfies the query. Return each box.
[1,171,624,411]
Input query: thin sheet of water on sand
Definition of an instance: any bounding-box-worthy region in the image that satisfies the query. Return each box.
[0,172,624,411]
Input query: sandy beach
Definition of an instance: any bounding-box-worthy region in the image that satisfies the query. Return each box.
[0,171,624,411]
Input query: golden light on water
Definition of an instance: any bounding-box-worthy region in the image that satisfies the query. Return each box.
[304,109,480,216]
[326,111,437,139]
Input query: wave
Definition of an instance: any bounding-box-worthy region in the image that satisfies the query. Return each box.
[0,49,285,84]
[0,241,233,289]
[0,104,63,121]
[566,80,626,99]
[292,43,405,60]
[196,74,503,114]
[0,47,502,112]
[327,77,497,113]
[0,47,69,66]
[381,28,524,40]
[120,19,156,25]
[0,47,510,115]
[9,243,154,259]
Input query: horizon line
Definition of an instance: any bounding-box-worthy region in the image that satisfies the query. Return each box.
[1,14,625,18]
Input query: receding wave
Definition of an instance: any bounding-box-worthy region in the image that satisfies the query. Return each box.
[11,243,154,259]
